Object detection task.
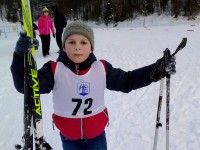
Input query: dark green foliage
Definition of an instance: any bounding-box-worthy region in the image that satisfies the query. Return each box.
[104,1,113,26]
[0,0,20,22]
[0,0,200,22]
[184,0,200,20]
[171,0,184,18]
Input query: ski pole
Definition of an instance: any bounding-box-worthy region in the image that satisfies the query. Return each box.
[153,77,165,150]
[166,38,187,150]
[166,73,170,150]
[153,38,187,150]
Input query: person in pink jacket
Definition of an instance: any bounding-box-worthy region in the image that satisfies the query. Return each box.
[38,7,55,57]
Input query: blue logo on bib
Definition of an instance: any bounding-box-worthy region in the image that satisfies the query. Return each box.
[78,82,90,96]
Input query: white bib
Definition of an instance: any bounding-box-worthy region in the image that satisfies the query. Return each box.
[52,61,106,118]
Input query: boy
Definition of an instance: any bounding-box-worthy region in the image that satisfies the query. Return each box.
[11,21,175,150]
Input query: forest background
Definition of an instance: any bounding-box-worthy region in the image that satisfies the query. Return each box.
[0,0,200,26]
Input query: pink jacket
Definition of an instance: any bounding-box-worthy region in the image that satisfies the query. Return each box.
[38,15,55,35]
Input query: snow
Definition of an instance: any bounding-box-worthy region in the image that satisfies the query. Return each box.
[1,15,200,150]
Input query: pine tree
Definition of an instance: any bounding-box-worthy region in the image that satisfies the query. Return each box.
[104,1,113,27]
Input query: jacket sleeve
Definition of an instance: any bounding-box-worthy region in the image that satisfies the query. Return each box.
[33,23,38,30]
[62,15,67,28]
[10,53,54,94]
[49,18,55,34]
[37,17,42,35]
[103,60,156,93]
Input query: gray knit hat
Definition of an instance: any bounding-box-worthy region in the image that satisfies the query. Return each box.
[62,21,94,50]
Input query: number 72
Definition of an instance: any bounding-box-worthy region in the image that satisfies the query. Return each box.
[72,98,93,116]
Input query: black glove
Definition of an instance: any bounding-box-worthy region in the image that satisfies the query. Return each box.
[15,31,32,56]
[33,38,39,50]
[166,55,176,75]
[53,34,55,38]
[150,48,176,82]
[15,31,39,55]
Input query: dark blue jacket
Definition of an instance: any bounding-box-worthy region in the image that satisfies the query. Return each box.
[10,52,156,94]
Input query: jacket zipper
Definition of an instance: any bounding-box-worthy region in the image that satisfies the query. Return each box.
[75,64,79,75]
[75,64,84,139]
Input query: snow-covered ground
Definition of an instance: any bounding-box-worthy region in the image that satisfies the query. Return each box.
[1,15,200,150]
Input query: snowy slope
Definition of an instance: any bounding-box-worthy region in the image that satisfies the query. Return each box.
[0,15,200,150]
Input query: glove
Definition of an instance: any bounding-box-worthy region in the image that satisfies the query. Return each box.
[15,31,32,56]
[33,38,39,50]
[150,48,176,82]
[166,56,176,75]
[53,34,55,38]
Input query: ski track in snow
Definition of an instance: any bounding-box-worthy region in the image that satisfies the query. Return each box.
[1,18,200,150]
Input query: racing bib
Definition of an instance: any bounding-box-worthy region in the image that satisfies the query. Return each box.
[52,61,106,118]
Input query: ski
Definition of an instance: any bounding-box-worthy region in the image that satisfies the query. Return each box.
[15,0,52,149]
[153,38,187,150]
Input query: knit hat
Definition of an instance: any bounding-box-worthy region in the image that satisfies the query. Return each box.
[62,21,94,50]
[42,7,49,12]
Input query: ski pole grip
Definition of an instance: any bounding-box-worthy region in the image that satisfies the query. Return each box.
[171,38,187,56]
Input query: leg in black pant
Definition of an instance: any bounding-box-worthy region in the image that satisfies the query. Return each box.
[40,35,46,56]
[46,34,50,55]
[56,30,63,52]
[40,35,50,56]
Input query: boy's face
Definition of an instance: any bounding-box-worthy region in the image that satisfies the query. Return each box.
[63,34,92,64]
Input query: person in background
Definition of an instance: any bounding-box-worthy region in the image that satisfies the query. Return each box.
[11,21,176,150]
[51,5,67,53]
[38,6,55,57]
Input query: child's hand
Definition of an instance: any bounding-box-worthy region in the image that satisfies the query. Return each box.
[165,56,176,75]
[33,38,39,50]
[150,49,176,82]
[15,31,38,56]
[15,31,32,56]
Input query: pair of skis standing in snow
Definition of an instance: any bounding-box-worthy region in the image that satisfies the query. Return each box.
[12,0,187,150]
[14,0,52,149]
